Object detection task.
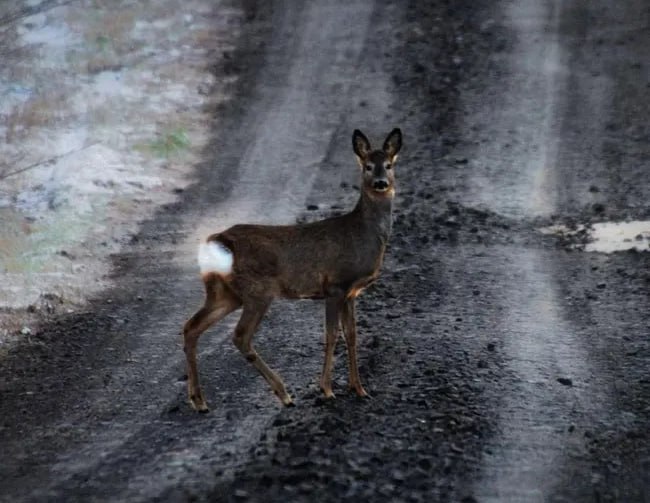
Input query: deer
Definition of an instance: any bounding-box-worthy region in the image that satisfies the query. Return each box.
[182,128,402,411]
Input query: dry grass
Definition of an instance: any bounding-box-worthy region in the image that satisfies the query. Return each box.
[4,91,69,143]
[65,4,141,74]
[0,208,31,274]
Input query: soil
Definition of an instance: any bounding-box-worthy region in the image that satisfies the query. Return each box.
[1,0,649,502]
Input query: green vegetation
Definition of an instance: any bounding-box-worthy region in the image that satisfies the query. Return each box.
[142,128,191,158]
[95,35,111,51]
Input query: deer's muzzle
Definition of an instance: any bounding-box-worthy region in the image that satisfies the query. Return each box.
[373,179,389,191]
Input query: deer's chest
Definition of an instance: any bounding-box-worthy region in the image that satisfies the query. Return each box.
[331,238,387,298]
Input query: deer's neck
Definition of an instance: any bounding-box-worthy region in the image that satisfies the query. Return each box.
[355,189,394,243]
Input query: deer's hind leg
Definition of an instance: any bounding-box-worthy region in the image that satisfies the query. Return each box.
[183,273,241,412]
[232,298,293,406]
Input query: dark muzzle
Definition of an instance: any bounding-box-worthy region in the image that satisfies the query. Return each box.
[373,179,389,191]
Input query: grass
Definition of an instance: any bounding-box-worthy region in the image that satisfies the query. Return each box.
[141,127,191,158]
[94,34,111,52]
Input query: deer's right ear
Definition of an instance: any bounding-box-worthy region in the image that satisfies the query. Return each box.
[352,129,371,163]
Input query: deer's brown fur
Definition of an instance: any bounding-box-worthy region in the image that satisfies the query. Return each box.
[183,128,402,411]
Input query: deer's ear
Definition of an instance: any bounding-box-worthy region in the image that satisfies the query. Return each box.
[352,129,372,161]
[383,128,402,162]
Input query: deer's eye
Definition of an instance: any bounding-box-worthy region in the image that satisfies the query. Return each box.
[385,164,392,170]
[365,165,373,172]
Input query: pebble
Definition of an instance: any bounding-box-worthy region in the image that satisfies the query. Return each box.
[233,489,249,499]
[391,469,406,482]
[592,203,606,214]
[417,457,432,470]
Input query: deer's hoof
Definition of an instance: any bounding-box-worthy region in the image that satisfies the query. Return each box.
[274,390,294,407]
[280,394,294,407]
[190,396,209,413]
[350,384,369,398]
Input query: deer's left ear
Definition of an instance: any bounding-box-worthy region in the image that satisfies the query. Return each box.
[383,128,402,163]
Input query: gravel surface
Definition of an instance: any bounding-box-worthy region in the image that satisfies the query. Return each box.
[0,0,648,502]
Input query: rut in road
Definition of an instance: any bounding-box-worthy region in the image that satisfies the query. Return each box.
[461,0,650,500]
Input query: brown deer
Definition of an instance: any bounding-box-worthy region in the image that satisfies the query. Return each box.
[183,128,402,411]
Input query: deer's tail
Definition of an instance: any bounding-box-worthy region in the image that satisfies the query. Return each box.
[198,239,233,277]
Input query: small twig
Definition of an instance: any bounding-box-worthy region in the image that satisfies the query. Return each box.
[0,142,100,182]
[0,153,26,181]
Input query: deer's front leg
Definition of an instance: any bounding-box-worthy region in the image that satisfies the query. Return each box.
[341,298,368,397]
[320,296,343,398]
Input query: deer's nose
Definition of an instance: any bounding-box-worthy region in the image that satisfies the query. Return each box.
[373,179,389,191]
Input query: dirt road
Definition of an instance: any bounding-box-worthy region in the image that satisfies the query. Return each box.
[1,0,648,501]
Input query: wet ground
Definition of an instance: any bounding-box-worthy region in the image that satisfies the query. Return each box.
[1,0,649,502]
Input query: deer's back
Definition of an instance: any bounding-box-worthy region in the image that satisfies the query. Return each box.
[212,213,387,300]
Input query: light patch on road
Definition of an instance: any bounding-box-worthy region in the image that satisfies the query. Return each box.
[541,220,650,253]
[458,0,567,218]
[474,249,613,501]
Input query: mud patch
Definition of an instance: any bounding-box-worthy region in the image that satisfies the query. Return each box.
[541,221,650,253]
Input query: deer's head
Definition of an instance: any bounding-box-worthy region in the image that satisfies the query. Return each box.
[352,128,402,198]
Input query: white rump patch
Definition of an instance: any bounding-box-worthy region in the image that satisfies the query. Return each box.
[198,240,233,275]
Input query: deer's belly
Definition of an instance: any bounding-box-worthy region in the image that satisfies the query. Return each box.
[278,269,379,300]
[279,273,326,300]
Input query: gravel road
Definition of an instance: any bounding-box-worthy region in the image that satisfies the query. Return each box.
[1,0,648,502]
